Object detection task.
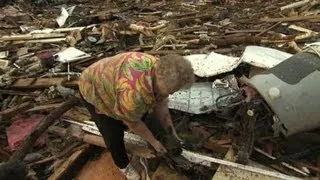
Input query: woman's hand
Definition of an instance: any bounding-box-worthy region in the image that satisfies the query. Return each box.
[125,120,167,155]
[150,140,167,155]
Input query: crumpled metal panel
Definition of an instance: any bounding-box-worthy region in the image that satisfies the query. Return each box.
[249,52,320,136]
[168,75,239,114]
[240,46,292,69]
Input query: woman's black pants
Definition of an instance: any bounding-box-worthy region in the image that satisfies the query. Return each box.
[81,96,172,169]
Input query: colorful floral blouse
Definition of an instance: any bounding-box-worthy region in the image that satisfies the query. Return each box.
[79,52,158,122]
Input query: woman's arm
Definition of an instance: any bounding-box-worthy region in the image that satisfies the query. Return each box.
[153,98,181,141]
[124,119,167,154]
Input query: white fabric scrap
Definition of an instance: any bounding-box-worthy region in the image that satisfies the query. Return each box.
[184,52,241,77]
[240,46,292,69]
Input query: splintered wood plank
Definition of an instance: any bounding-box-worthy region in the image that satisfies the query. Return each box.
[11,78,36,88]
[0,102,34,118]
[11,78,64,88]
[0,89,40,96]
[212,149,281,180]
[63,78,79,88]
[63,108,91,122]
[48,145,90,180]
[26,103,63,113]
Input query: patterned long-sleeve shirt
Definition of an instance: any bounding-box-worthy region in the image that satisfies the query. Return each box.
[79,52,158,122]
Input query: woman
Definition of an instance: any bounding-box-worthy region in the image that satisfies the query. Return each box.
[79,52,194,180]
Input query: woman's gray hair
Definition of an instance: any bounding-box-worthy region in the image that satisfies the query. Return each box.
[157,54,195,91]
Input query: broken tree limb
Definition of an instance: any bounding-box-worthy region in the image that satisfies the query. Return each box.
[225,29,263,34]
[211,36,261,47]
[173,13,216,24]
[261,15,320,22]
[9,97,80,161]
[255,21,282,37]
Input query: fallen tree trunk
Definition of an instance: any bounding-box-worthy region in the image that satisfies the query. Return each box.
[10,97,80,161]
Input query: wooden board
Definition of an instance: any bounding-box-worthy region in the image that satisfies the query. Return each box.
[48,146,90,180]
[0,102,34,118]
[26,103,63,113]
[10,77,79,89]
[11,78,64,88]
[212,149,281,180]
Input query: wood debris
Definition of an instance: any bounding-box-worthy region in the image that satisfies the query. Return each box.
[0,0,319,179]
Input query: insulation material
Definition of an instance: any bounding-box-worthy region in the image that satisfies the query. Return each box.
[184,52,241,77]
[6,115,46,151]
[241,46,292,69]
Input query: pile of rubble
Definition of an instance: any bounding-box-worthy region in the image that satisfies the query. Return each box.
[0,0,319,179]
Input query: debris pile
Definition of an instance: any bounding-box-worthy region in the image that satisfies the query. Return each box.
[0,0,319,179]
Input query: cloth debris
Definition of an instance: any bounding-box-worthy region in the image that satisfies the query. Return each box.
[6,115,46,151]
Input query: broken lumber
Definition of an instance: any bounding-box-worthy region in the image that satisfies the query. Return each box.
[47,145,90,180]
[255,21,282,37]
[261,15,320,22]
[0,33,66,41]
[280,0,311,11]
[48,126,155,158]
[26,103,63,113]
[0,89,40,96]
[11,38,67,44]
[182,150,301,180]
[10,97,80,161]
[173,13,216,24]
[0,102,34,119]
[10,77,79,89]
